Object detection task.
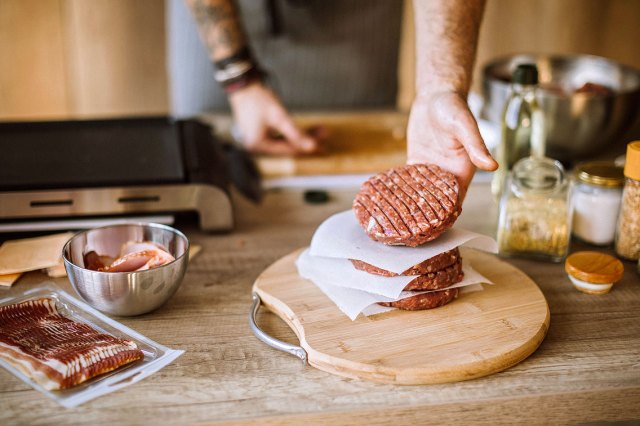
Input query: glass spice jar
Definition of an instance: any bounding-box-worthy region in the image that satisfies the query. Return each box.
[615,141,640,261]
[572,161,624,246]
[497,156,572,262]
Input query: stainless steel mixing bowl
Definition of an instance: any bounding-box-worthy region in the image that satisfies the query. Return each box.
[63,223,189,316]
[482,54,640,160]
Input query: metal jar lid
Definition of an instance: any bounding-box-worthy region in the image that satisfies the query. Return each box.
[575,161,625,187]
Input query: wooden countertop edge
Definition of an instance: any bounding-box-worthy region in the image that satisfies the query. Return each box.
[208,386,640,425]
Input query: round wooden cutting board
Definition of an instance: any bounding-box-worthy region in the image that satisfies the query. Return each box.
[252,247,550,385]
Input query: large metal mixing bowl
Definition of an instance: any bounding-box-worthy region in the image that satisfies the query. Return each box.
[481,54,640,160]
[63,223,189,316]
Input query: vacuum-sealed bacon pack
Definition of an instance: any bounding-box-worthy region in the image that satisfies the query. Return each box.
[0,285,183,408]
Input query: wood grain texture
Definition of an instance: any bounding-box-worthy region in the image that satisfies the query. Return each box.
[565,251,624,284]
[259,112,408,177]
[203,111,408,178]
[396,0,415,112]
[3,0,640,120]
[0,182,638,424]
[0,0,168,120]
[61,0,168,117]
[397,0,640,109]
[254,248,549,384]
[217,387,640,426]
[0,0,70,120]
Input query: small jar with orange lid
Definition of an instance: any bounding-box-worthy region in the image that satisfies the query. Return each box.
[615,141,640,260]
[565,251,624,294]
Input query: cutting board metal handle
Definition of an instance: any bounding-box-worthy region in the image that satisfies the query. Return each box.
[250,293,308,364]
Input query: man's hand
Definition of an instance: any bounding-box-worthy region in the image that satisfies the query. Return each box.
[407,91,497,199]
[185,0,321,155]
[228,83,321,155]
[411,0,492,198]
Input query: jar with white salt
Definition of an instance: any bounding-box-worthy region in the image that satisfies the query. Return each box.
[572,161,624,246]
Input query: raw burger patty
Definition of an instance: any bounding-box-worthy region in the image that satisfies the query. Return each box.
[378,288,459,311]
[352,163,461,246]
[351,248,461,276]
[402,258,463,291]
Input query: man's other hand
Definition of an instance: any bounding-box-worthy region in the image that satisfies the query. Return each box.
[229,83,322,156]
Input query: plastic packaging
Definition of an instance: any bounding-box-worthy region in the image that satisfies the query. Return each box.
[0,283,184,408]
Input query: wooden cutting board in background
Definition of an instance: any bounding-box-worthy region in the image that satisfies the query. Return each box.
[252,248,550,384]
[255,112,408,178]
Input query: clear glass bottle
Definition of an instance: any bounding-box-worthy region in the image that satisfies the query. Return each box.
[572,161,624,246]
[615,141,640,260]
[497,156,572,262]
[492,64,546,199]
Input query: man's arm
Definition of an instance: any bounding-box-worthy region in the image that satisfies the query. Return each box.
[184,0,319,155]
[414,0,484,98]
[185,0,246,62]
[408,0,497,198]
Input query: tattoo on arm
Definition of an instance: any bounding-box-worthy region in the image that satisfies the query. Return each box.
[185,0,247,61]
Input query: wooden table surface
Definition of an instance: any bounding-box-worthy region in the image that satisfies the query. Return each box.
[1,181,639,425]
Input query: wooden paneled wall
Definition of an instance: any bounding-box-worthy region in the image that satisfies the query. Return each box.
[0,0,168,120]
[476,0,640,92]
[0,0,69,119]
[398,0,640,110]
[1,0,639,119]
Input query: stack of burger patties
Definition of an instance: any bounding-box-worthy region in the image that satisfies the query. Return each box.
[351,163,464,311]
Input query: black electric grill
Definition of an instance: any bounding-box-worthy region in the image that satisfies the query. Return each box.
[0,117,235,231]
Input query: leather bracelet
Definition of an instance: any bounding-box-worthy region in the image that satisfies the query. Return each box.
[214,46,253,70]
[214,46,265,93]
[214,60,254,84]
[222,67,265,94]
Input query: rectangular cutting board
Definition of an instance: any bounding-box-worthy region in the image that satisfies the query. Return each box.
[252,247,550,384]
[255,112,408,177]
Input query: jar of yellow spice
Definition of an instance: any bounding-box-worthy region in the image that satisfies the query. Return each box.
[497,156,572,262]
[615,141,640,261]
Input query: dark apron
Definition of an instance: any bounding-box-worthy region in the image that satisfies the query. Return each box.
[167,0,403,116]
